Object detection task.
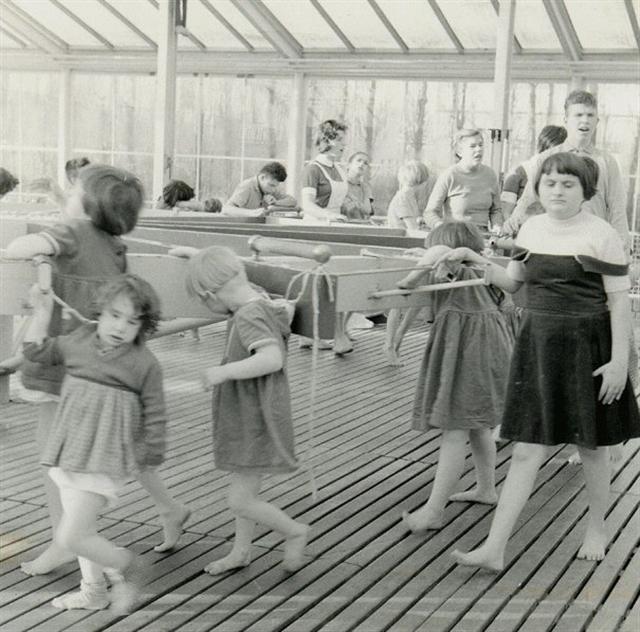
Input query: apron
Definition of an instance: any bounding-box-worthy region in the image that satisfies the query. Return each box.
[303,161,349,224]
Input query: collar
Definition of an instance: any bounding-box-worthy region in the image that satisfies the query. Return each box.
[255,175,264,195]
[562,141,594,155]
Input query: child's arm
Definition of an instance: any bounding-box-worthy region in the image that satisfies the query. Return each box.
[140,360,168,467]
[168,246,200,259]
[23,285,54,345]
[5,234,55,259]
[593,290,631,405]
[398,245,452,288]
[202,342,282,389]
[423,174,448,229]
[433,247,523,294]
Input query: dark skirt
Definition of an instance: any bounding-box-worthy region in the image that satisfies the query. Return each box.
[500,309,640,448]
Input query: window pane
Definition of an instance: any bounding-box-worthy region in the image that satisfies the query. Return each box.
[514,0,562,50]
[183,0,249,49]
[114,76,155,153]
[438,0,497,49]
[198,157,242,201]
[565,0,637,49]
[71,74,113,152]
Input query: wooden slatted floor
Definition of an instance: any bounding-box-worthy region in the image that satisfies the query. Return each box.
[1,320,639,632]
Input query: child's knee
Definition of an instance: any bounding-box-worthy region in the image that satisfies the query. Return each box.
[54,524,77,552]
[228,487,253,516]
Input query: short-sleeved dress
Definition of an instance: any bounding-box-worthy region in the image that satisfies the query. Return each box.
[212,298,298,474]
[23,324,167,478]
[412,267,515,431]
[21,218,127,395]
[500,212,640,448]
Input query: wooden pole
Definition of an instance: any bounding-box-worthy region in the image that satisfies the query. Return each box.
[152,0,177,206]
[57,69,72,189]
[490,0,516,179]
[286,72,307,200]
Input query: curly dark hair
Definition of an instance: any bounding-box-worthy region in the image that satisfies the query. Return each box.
[162,179,195,207]
[0,168,19,196]
[315,119,348,153]
[92,274,162,342]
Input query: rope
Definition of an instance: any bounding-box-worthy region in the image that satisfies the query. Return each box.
[283,263,335,502]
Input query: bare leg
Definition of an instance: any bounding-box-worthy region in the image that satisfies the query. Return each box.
[452,442,547,571]
[205,474,309,574]
[576,446,609,561]
[136,469,190,552]
[384,309,404,366]
[333,312,353,356]
[21,401,75,575]
[450,428,498,504]
[403,430,468,531]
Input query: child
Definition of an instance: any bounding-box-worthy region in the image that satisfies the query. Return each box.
[5,164,188,576]
[399,222,514,531]
[387,160,430,230]
[181,245,310,574]
[27,157,91,211]
[443,153,640,571]
[341,152,374,220]
[23,275,166,613]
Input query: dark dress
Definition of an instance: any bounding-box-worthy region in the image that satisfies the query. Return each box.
[500,253,640,448]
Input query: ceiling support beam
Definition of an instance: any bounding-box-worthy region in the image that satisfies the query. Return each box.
[200,0,254,51]
[490,0,516,178]
[368,0,409,52]
[0,0,67,55]
[427,0,463,52]
[543,0,582,62]
[0,24,28,48]
[624,0,640,50]
[286,73,307,200]
[311,0,354,52]
[489,0,521,53]
[230,0,302,58]
[48,0,114,49]
[152,0,177,203]
[96,0,157,49]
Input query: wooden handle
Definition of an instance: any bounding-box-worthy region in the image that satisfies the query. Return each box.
[248,235,332,264]
[33,255,52,292]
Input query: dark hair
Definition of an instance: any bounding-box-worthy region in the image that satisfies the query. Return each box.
[65,157,90,184]
[0,168,19,196]
[537,125,567,153]
[203,197,222,213]
[425,221,485,254]
[534,152,599,201]
[315,119,348,153]
[79,164,144,235]
[564,90,598,113]
[162,179,195,207]
[259,162,287,182]
[92,274,161,342]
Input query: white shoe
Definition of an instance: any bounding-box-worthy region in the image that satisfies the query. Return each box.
[347,313,374,330]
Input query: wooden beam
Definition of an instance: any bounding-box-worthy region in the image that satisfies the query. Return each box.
[427,0,463,52]
[57,69,72,188]
[96,0,157,49]
[152,0,177,203]
[310,0,354,52]
[230,0,302,58]
[0,0,67,55]
[48,0,114,49]
[286,73,307,200]
[368,0,409,52]
[489,0,522,54]
[200,0,254,52]
[0,24,28,48]
[624,0,640,50]
[178,27,206,50]
[543,0,582,62]
[490,0,516,178]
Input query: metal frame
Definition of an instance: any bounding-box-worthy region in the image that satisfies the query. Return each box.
[427,0,464,52]
[368,0,409,52]
[543,0,582,63]
[96,0,157,49]
[200,0,255,52]
[48,0,114,50]
[0,0,68,55]
[624,0,640,50]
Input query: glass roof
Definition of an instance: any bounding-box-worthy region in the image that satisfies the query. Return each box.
[1,0,638,59]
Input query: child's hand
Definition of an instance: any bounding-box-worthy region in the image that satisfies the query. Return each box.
[168,246,199,259]
[593,361,627,405]
[201,365,229,390]
[402,247,426,259]
[263,194,277,207]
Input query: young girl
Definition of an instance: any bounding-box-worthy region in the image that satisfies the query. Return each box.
[399,222,515,531]
[444,153,640,570]
[341,152,374,221]
[5,164,188,576]
[387,160,430,230]
[23,275,166,612]
[181,245,310,574]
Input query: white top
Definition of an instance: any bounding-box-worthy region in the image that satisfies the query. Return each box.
[507,210,630,294]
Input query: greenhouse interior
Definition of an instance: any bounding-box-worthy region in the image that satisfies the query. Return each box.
[1,2,640,632]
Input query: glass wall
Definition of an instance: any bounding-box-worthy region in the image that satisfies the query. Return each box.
[1,70,637,229]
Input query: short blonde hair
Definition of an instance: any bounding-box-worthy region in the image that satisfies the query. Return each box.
[397,160,429,188]
[186,246,245,296]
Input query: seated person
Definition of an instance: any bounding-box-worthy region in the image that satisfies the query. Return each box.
[341,152,374,221]
[158,179,195,209]
[226,161,298,217]
[0,168,19,199]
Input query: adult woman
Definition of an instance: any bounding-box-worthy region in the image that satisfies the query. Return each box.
[424,129,503,231]
[341,152,374,221]
[301,120,349,223]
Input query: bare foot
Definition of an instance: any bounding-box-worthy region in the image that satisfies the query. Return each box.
[568,451,582,465]
[282,525,310,572]
[20,546,76,576]
[333,336,354,356]
[384,345,403,367]
[401,509,443,532]
[449,488,498,505]
[204,550,251,575]
[451,546,504,572]
[609,444,624,463]
[577,525,607,561]
[154,506,191,553]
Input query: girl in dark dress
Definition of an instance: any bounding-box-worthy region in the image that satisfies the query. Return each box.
[433,153,640,571]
